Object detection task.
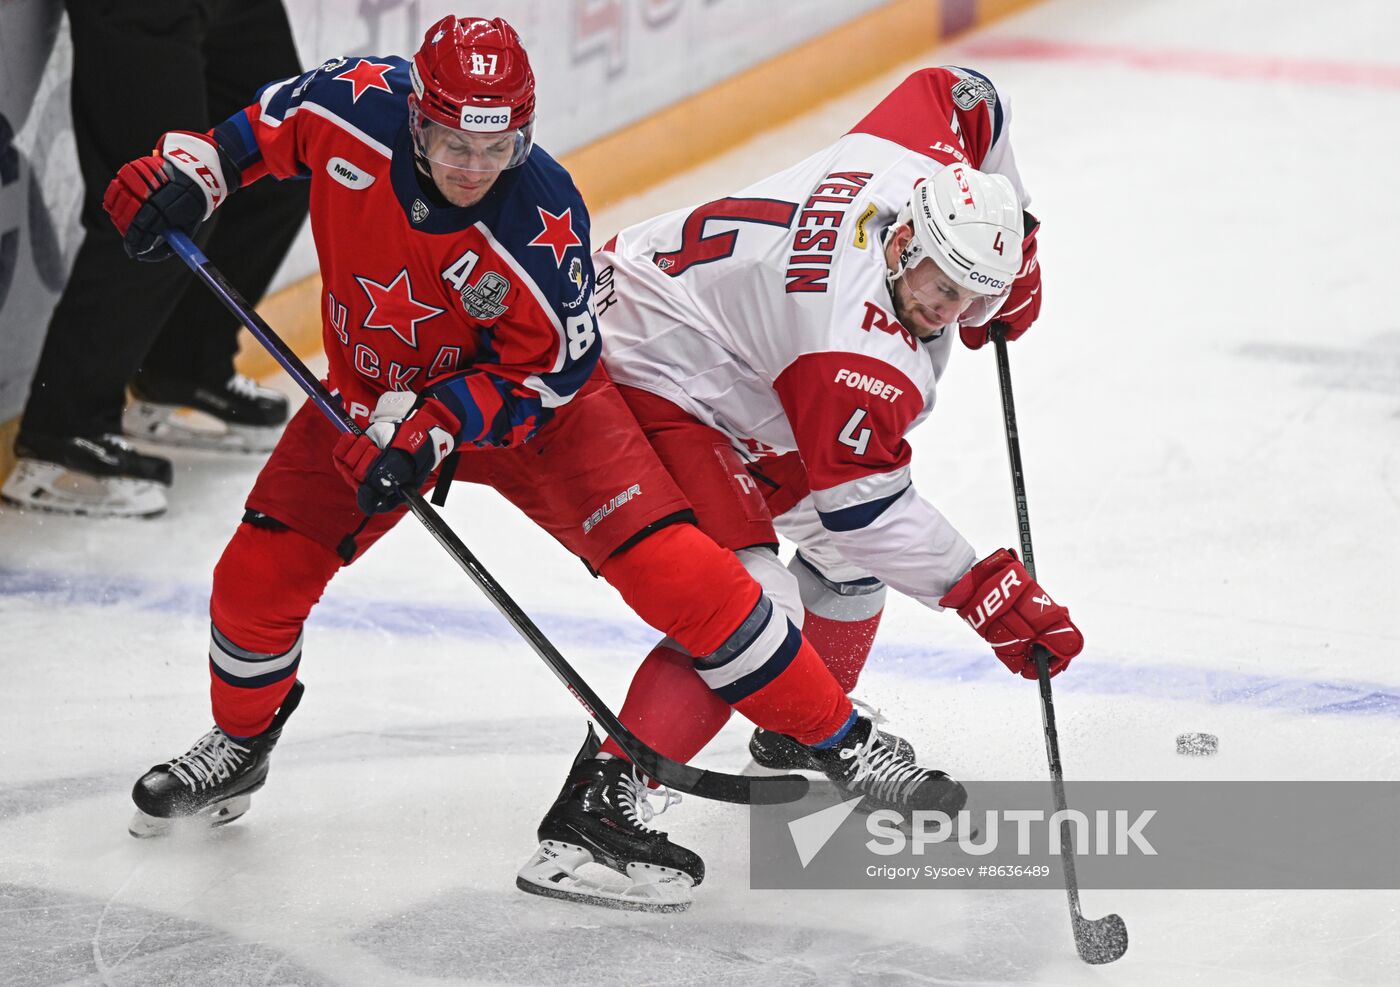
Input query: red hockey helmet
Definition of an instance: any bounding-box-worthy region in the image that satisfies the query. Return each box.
[409,15,536,173]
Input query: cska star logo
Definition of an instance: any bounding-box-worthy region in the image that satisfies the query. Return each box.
[355,269,445,349]
[335,59,395,102]
[528,206,582,266]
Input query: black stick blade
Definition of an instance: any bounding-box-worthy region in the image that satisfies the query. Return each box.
[1074,913,1128,965]
[635,747,810,805]
[736,771,810,805]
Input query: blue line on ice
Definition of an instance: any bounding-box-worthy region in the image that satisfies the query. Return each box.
[3,565,1396,719]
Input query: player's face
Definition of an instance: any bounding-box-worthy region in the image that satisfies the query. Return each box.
[426,154,504,207]
[423,130,515,206]
[885,228,979,338]
[410,100,535,208]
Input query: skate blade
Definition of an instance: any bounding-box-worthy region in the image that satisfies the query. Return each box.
[124,401,283,454]
[1,460,166,518]
[515,840,694,913]
[128,794,252,839]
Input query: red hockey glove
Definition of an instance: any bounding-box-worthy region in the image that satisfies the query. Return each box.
[333,392,461,515]
[960,213,1041,350]
[939,548,1083,678]
[103,131,235,261]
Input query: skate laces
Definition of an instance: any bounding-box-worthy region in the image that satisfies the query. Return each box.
[840,702,926,804]
[619,766,682,832]
[102,435,135,451]
[226,374,265,400]
[166,728,251,791]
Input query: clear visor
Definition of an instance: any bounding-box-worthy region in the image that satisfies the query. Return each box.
[410,101,533,174]
[903,256,987,314]
[917,254,1014,327]
[885,207,1015,330]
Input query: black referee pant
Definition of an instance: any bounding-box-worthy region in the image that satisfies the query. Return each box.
[20,0,310,442]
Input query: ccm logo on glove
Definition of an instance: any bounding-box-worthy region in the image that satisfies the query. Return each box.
[103,131,234,260]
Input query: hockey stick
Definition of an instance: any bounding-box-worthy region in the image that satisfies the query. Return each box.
[990,328,1128,965]
[164,229,807,807]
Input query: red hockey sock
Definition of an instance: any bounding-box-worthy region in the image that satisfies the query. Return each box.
[600,524,854,753]
[600,524,764,656]
[803,608,883,693]
[598,643,732,764]
[730,634,854,746]
[208,522,341,737]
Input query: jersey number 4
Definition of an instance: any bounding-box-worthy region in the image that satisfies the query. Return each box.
[838,408,872,457]
[652,197,798,277]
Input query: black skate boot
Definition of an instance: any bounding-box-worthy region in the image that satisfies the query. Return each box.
[807,714,966,815]
[128,680,304,838]
[2,433,172,518]
[126,369,290,453]
[750,724,915,772]
[516,725,702,912]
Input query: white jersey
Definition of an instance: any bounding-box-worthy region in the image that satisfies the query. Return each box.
[596,68,1030,608]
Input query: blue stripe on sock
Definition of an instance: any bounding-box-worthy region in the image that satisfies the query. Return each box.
[807,708,858,750]
[209,657,300,691]
[694,595,773,671]
[712,619,803,704]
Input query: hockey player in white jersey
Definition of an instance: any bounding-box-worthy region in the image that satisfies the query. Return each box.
[518,67,1082,909]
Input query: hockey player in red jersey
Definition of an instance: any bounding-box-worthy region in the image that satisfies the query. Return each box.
[106,16,965,911]
[530,66,1083,825]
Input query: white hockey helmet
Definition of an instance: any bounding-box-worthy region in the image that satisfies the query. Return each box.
[889,164,1023,326]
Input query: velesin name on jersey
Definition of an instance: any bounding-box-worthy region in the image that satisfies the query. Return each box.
[326,156,374,189]
[834,367,904,403]
[785,170,872,294]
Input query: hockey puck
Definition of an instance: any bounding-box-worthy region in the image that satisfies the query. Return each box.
[1176,732,1218,756]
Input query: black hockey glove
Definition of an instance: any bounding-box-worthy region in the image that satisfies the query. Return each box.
[104,132,236,261]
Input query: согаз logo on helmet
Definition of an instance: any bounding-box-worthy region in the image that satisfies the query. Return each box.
[460,108,511,131]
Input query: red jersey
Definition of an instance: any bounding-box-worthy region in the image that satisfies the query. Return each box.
[213,55,599,447]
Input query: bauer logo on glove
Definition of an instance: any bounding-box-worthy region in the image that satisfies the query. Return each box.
[939,547,1084,678]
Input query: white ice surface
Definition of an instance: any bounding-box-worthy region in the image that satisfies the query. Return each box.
[3,0,1399,983]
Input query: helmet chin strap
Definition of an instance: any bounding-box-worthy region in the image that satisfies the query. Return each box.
[881,209,928,312]
[880,222,948,342]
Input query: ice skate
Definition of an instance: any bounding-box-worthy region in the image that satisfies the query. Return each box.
[125,370,289,453]
[750,722,914,772]
[128,681,304,838]
[2,433,171,518]
[807,713,965,815]
[516,725,702,912]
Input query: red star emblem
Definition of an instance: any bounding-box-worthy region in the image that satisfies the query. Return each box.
[335,59,394,102]
[527,207,582,266]
[355,269,444,349]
